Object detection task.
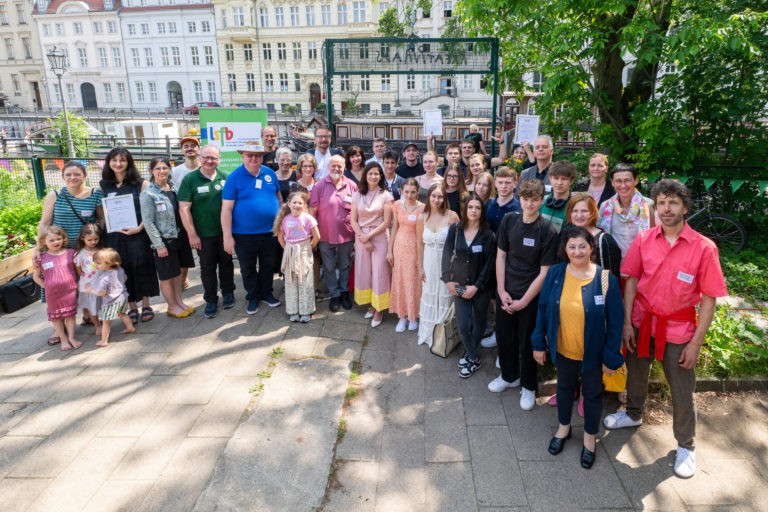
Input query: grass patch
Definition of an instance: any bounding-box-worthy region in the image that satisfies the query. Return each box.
[361,334,369,347]
[345,386,358,400]
[336,418,347,441]
[249,383,264,396]
[721,251,768,303]
[257,370,271,379]
[270,347,285,359]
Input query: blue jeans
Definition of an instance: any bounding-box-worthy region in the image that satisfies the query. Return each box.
[233,233,279,301]
[454,289,492,361]
[556,354,602,435]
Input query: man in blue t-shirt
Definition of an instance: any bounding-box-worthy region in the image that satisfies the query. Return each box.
[222,140,283,315]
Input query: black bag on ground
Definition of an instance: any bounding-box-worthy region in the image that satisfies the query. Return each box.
[0,270,41,313]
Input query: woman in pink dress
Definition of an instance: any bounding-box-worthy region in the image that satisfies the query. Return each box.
[387,178,424,332]
[351,162,394,327]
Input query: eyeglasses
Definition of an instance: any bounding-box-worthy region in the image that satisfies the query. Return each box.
[201,156,220,161]
[241,153,261,159]
[445,175,459,180]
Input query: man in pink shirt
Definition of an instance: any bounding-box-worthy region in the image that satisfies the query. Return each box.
[604,179,727,479]
[310,155,358,312]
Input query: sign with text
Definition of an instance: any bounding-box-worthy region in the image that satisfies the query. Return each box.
[199,108,269,173]
[514,115,540,144]
[423,110,443,137]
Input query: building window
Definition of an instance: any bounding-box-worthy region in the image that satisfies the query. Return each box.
[262,43,271,60]
[62,49,70,67]
[53,83,62,102]
[93,21,103,34]
[187,21,196,33]
[194,81,204,101]
[135,82,145,102]
[443,0,453,17]
[532,70,545,92]
[381,75,391,91]
[422,75,430,90]
[148,81,157,102]
[73,22,83,34]
[201,20,210,32]
[112,47,121,67]
[308,42,317,60]
[233,7,244,27]
[4,39,13,60]
[108,21,116,33]
[292,42,301,60]
[294,73,301,92]
[15,4,24,23]
[127,24,136,35]
[78,48,88,67]
[66,83,75,103]
[12,74,21,93]
[665,63,677,74]
[144,47,153,66]
[97,47,108,67]
[406,74,415,90]
[381,103,390,114]
[290,6,299,26]
[220,8,227,28]
[141,23,149,35]
[380,43,390,59]
[267,103,275,114]
[191,46,199,65]
[228,73,236,92]
[159,47,169,66]
[321,5,331,24]
[172,47,181,65]
[22,37,32,59]
[259,7,268,27]
[168,21,176,33]
[117,82,126,102]
[305,6,315,25]
[224,43,234,62]
[275,7,284,26]
[204,45,214,65]
[463,75,472,89]
[361,74,370,91]
[207,81,216,101]
[277,42,286,60]
[103,83,112,102]
[340,75,350,91]
[338,43,349,59]
[55,23,64,35]
[379,2,390,16]
[265,73,274,92]
[359,42,368,59]
[157,22,165,34]
[43,24,51,35]
[353,2,366,22]
[244,43,252,61]
[337,4,347,24]
[279,73,288,92]
[0,5,7,25]
[246,73,255,92]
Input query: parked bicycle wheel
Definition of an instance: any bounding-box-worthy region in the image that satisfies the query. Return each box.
[689,213,747,254]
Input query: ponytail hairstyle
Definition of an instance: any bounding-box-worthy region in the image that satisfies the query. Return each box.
[76,223,103,252]
[273,191,310,235]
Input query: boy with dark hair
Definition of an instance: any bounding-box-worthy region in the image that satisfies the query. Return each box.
[539,160,577,233]
[381,150,406,200]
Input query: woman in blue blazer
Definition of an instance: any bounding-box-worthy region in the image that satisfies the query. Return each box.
[532,226,624,468]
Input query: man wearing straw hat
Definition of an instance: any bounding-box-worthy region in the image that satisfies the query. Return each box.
[221,139,283,315]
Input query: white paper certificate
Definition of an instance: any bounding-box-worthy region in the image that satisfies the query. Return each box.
[102,195,138,233]
[514,115,540,144]
[423,109,443,137]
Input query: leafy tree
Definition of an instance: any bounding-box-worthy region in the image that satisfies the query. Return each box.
[456,0,768,169]
[377,0,433,36]
[48,110,91,157]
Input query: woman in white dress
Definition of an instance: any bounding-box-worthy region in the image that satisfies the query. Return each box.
[416,183,460,346]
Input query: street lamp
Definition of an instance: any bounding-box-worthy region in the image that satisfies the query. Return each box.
[47,46,75,158]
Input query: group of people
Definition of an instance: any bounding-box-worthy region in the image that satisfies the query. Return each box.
[33,127,726,480]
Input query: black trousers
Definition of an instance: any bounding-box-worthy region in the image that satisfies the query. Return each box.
[496,294,539,391]
[233,233,279,301]
[556,354,602,435]
[198,235,235,304]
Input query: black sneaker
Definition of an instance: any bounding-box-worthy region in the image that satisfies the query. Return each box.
[329,296,340,312]
[459,358,482,378]
[457,352,471,369]
[262,293,281,308]
[222,293,236,309]
[203,301,218,318]
[340,292,353,310]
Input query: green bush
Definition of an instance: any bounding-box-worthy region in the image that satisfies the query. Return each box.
[698,305,768,378]
[0,200,42,258]
[721,251,768,303]
[0,167,37,209]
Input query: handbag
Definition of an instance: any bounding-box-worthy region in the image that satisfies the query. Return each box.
[430,301,461,358]
[0,270,41,314]
[599,269,628,391]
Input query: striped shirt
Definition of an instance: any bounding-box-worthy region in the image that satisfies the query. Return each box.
[52,187,104,248]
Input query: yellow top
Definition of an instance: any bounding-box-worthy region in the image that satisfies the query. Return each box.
[556,270,592,361]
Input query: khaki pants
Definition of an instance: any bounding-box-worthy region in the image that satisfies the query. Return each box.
[626,335,697,450]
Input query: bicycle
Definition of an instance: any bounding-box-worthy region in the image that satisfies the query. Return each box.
[686,193,747,254]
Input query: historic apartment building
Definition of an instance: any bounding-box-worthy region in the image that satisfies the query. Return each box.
[0,0,46,109]
[119,0,220,111]
[33,0,128,111]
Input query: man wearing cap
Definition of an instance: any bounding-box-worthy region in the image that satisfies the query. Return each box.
[173,136,202,188]
[261,126,279,171]
[395,142,425,179]
[178,145,235,319]
[221,140,283,315]
[304,125,343,180]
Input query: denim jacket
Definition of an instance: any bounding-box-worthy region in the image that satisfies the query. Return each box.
[139,181,178,250]
[531,262,625,372]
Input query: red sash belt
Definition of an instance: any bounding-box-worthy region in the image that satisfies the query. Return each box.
[636,294,697,360]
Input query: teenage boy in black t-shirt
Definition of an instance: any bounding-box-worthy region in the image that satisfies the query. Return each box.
[488,179,559,411]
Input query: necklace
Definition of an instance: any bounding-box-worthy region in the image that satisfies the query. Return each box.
[403,199,419,212]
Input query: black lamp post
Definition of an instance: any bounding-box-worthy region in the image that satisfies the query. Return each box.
[47,46,75,157]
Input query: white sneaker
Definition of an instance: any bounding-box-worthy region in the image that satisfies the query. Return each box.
[395,318,408,333]
[487,375,520,393]
[480,332,497,348]
[289,314,299,322]
[520,388,536,411]
[674,447,696,478]
[603,410,643,429]
[299,315,311,323]
[495,355,500,369]
[407,320,419,331]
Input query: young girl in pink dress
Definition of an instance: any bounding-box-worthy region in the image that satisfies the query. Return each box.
[74,223,103,336]
[32,226,82,351]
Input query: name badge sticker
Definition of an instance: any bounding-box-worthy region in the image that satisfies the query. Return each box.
[407,214,417,221]
[523,238,536,247]
[286,221,296,227]
[594,295,605,306]
[197,186,209,194]
[545,184,552,193]
[42,261,54,270]
[677,271,694,284]
[81,209,92,217]
[255,179,263,189]
[344,194,352,203]
[471,244,483,253]
[155,202,167,212]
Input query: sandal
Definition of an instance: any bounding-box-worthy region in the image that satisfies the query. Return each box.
[128,308,139,325]
[140,306,154,322]
[315,289,322,302]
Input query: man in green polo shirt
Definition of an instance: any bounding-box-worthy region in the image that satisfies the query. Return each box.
[178,145,235,318]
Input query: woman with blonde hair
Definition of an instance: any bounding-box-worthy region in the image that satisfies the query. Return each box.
[473,172,496,203]
[573,153,614,208]
[466,153,487,192]
[416,150,444,202]
[291,153,318,194]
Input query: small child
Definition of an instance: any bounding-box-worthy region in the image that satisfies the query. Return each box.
[86,248,135,346]
[274,191,320,322]
[74,223,103,336]
[32,226,82,351]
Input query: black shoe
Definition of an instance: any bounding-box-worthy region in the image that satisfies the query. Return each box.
[580,446,596,469]
[458,358,482,378]
[262,293,281,308]
[329,296,340,312]
[340,292,353,310]
[548,428,572,455]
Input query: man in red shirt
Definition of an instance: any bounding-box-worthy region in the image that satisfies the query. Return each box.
[604,179,727,479]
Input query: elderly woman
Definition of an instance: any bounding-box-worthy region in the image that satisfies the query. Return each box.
[291,153,318,194]
[573,153,615,208]
[140,156,195,318]
[100,147,159,324]
[532,226,624,469]
[566,193,622,277]
[275,146,297,202]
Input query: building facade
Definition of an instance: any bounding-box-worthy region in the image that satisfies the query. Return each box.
[33,0,128,111]
[119,1,220,112]
[0,0,46,109]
